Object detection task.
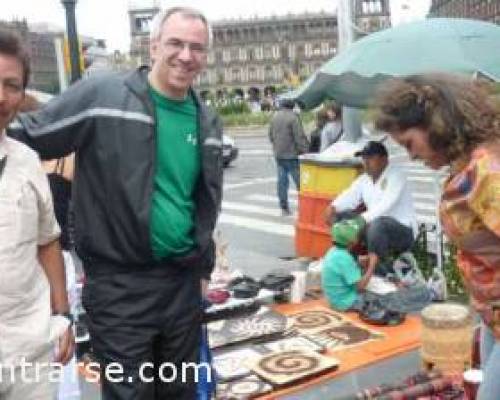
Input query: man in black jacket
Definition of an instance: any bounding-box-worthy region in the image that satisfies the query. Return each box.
[11,7,222,400]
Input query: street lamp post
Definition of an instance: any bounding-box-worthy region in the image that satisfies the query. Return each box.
[61,0,81,82]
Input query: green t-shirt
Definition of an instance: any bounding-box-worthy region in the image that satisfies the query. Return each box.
[321,246,362,311]
[149,86,200,260]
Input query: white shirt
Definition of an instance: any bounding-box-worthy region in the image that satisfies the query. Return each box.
[0,133,60,365]
[332,164,417,234]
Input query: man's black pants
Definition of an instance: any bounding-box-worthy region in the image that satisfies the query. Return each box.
[82,262,202,400]
[337,211,414,260]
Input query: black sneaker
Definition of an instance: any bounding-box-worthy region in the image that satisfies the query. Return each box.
[281,208,291,217]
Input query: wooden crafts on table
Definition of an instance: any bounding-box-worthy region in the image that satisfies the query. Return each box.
[289,308,345,331]
[217,374,273,399]
[254,335,325,354]
[246,349,339,386]
[213,348,262,381]
[208,307,289,349]
[288,307,384,351]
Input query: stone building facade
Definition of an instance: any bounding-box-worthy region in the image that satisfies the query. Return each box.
[354,0,392,37]
[197,13,338,98]
[429,0,500,24]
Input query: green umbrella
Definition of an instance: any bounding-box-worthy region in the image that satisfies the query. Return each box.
[284,18,500,109]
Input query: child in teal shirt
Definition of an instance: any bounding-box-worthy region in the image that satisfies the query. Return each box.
[321,217,375,311]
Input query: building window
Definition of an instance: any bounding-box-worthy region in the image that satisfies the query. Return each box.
[281,45,289,60]
[274,66,281,81]
[305,43,312,57]
[200,71,209,85]
[223,49,231,63]
[264,46,272,59]
[265,65,273,81]
[255,46,263,60]
[215,51,223,63]
[272,45,280,59]
[249,67,257,81]
[297,44,305,57]
[312,43,321,57]
[239,48,247,61]
[231,48,239,60]
[321,42,329,55]
[207,51,215,64]
[232,68,241,83]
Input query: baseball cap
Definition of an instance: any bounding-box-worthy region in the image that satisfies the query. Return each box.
[331,217,366,247]
[354,141,388,157]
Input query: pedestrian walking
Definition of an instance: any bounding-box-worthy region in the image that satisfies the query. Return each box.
[268,99,309,216]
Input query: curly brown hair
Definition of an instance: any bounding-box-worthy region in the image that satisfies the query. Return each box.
[374,73,500,163]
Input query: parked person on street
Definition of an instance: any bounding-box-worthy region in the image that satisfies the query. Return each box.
[309,108,328,153]
[268,99,309,216]
[0,30,74,400]
[320,102,343,152]
[375,73,500,400]
[9,7,223,400]
[322,217,375,311]
[323,140,417,275]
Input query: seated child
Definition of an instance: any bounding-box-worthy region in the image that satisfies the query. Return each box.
[321,217,375,311]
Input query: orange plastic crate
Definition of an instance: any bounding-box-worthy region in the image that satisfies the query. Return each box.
[295,192,334,258]
[297,192,334,227]
[295,223,332,259]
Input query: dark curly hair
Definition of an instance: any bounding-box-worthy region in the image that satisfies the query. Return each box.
[374,73,500,163]
[0,29,30,89]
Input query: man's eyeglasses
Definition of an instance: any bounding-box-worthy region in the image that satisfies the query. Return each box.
[163,39,208,55]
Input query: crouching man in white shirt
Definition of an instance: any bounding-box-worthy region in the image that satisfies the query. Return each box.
[323,141,417,275]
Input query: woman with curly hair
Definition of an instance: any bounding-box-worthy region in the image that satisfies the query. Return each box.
[374,73,500,400]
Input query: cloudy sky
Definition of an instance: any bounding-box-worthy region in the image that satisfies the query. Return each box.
[4,0,431,52]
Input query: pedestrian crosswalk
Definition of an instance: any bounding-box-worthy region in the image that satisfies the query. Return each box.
[218,190,298,237]
[245,194,298,207]
[218,213,295,237]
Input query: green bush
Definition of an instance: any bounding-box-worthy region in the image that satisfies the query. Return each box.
[221,112,272,127]
[220,110,315,127]
[216,101,251,116]
[412,230,465,297]
[442,243,466,298]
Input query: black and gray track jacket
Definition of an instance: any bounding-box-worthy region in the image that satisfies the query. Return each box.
[10,66,223,278]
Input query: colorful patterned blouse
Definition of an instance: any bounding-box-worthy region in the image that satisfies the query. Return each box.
[440,142,500,337]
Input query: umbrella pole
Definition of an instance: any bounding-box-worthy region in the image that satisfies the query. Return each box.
[342,107,363,142]
[337,0,363,142]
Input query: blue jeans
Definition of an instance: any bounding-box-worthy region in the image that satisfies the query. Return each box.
[478,323,500,400]
[276,158,300,211]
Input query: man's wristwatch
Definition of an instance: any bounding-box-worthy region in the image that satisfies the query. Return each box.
[52,311,75,327]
